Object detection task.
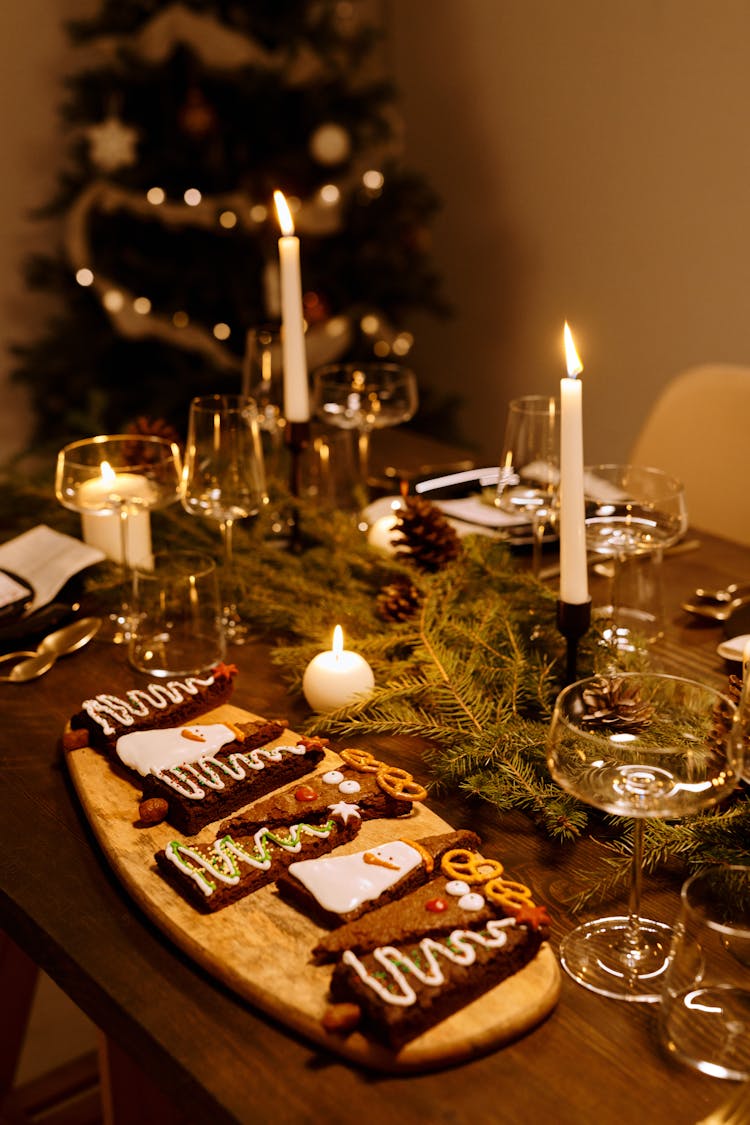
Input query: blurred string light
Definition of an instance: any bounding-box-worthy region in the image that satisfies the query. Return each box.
[67,170,410,363]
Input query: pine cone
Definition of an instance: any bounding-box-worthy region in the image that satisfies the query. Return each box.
[392,496,460,572]
[376,577,422,621]
[123,416,182,465]
[580,675,655,732]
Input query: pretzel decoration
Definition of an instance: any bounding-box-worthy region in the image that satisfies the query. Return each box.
[338,749,427,803]
[441,848,505,885]
[484,876,535,913]
[339,748,381,773]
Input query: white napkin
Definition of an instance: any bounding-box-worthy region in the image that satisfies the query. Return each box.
[435,496,529,529]
[0,525,105,611]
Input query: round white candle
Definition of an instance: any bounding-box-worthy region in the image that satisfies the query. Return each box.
[77,462,154,567]
[274,190,310,423]
[302,625,375,713]
[559,323,589,605]
[366,512,400,554]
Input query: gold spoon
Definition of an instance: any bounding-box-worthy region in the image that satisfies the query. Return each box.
[0,617,101,683]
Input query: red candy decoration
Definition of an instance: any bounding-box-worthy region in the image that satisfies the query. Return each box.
[425,897,448,913]
[294,785,319,802]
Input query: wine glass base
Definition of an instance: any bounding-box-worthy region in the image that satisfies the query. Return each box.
[559,915,673,1002]
[97,610,132,645]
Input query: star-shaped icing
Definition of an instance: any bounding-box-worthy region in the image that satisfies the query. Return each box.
[85,116,139,172]
[327,801,362,824]
[512,903,551,931]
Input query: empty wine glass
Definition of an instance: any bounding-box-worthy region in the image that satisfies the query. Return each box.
[547,672,743,1002]
[181,395,267,644]
[311,362,418,504]
[584,465,687,657]
[55,434,182,643]
[495,395,558,575]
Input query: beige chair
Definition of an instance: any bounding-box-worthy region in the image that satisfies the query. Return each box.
[629,363,750,546]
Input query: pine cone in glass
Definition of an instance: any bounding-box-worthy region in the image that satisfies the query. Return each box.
[376,576,422,621]
[392,496,460,572]
[581,675,655,732]
[122,416,182,465]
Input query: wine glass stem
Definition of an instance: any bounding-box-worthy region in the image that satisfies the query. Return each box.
[220,518,240,626]
[531,510,545,577]
[357,429,371,489]
[117,503,131,627]
[626,818,645,948]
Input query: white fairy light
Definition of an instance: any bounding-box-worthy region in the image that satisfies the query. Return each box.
[319,184,340,205]
[146,187,165,205]
[172,311,189,327]
[213,322,231,340]
[103,289,125,312]
[76,268,94,287]
[184,188,202,206]
[133,296,152,315]
[249,204,267,222]
[362,169,384,190]
[360,314,380,335]
[219,210,237,229]
[392,332,413,356]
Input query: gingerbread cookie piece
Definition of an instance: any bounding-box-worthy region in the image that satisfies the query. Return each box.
[69,663,238,752]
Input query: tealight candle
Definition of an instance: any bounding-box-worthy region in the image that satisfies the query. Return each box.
[366,503,402,555]
[78,461,154,567]
[302,625,375,713]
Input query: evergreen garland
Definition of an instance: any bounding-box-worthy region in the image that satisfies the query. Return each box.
[1,464,746,907]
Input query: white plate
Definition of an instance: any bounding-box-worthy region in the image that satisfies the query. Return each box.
[716,634,750,663]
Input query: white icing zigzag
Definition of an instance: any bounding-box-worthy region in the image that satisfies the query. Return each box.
[82,675,215,737]
[342,918,517,1007]
[163,820,339,897]
[153,741,309,801]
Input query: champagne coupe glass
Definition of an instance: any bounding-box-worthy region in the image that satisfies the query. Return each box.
[311,362,418,503]
[547,671,743,1002]
[494,395,558,576]
[55,434,182,643]
[584,465,687,656]
[181,394,267,645]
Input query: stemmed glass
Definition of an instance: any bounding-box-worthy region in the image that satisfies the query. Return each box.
[494,395,558,576]
[181,394,267,645]
[311,362,418,504]
[55,434,182,643]
[584,465,688,656]
[547,671,744,1002]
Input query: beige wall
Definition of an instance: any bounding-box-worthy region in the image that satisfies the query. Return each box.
[3,2,750,470]
[387,0,750,464]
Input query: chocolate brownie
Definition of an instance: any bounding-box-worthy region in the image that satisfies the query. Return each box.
[135,726,327,836]
[219,761,422,838]
[69,662,238,752]
[155,805,363,913]
[328,915,548,1050]
[276,829,480,929]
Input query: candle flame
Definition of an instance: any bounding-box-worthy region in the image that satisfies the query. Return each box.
[99,460,116,483]
[273,190,294,237]
[564,322,583,378]
[332,624,344,659]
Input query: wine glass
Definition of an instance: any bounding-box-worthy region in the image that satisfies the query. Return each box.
[584,465,688,657]
[181,394,267,645]
[547,671,744,1002]
[494,395,558,576]
[55,434,182,643]
[311,362,418,504]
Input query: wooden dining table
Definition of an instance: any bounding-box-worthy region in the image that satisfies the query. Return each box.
[1,510,749,1124]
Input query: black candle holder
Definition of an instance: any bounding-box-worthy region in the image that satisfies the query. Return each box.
[556,598,592,685]
[285,420,310,552]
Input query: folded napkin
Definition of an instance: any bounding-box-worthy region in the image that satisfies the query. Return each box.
[0,525,105,611]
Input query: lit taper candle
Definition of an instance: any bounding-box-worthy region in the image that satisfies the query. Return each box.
[560,323,589,605]
[273,190,310,423]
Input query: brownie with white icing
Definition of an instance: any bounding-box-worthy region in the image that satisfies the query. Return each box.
[155,805,363,913]
[137,726,324,835]
[276,829,480,929]
[328,913,548,1050]
[219,762,422,839]
[69,663,238,753]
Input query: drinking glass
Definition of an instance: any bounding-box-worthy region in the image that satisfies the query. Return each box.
[547,672,743,1001]
[660,864,750,1080]
[584,465,687,657]
[311,362,418,503]
[181,395,267,644]
[494,395,558,576]
[55,434,182,643]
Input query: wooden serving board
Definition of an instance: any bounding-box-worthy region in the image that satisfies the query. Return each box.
[65,703,560,1073]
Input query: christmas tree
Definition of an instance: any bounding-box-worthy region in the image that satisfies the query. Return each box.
[12,0,445,444]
